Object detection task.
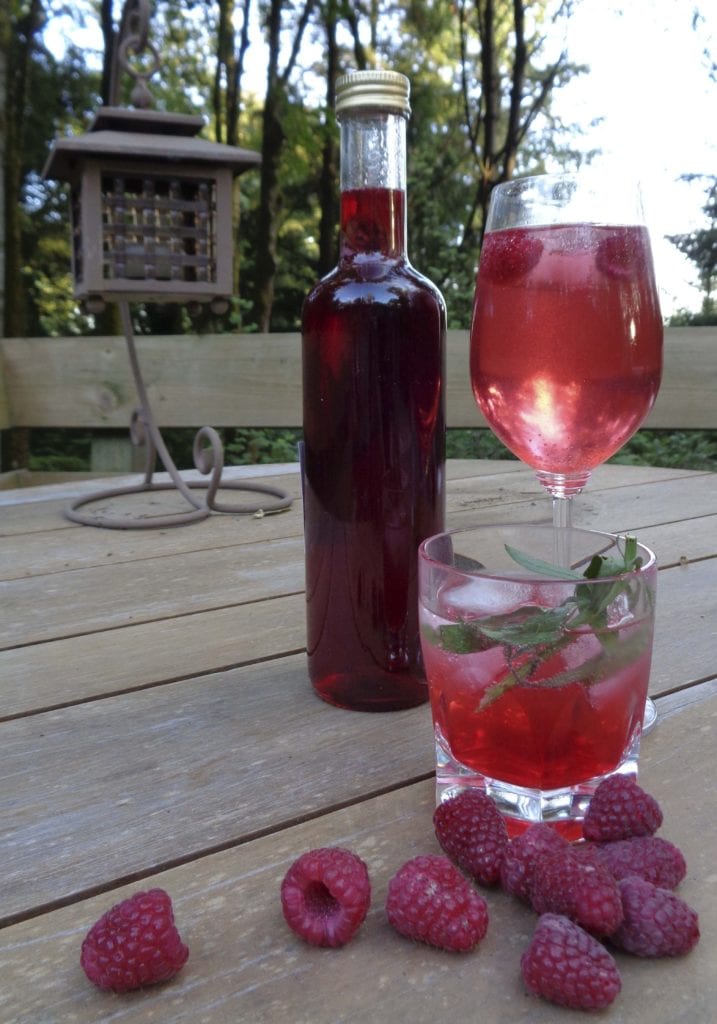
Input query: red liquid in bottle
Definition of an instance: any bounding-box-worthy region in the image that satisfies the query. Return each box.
[302,187,446,711]
[470,224,663,477]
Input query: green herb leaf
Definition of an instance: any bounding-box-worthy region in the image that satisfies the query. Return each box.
[503,543,585,580]
[476,604,575,648]
[434,621,496,655]
[429,533,650,712]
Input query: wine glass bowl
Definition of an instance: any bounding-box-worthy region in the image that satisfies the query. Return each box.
[470,172,663,515]
[469,171,663,731]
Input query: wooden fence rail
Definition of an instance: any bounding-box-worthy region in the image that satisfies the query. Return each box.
[1,327,715,486]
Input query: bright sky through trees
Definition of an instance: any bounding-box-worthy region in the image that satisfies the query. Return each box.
[550,0,716,315]
[45,0,715,316]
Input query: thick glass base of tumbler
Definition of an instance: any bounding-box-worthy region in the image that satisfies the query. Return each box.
[435,729,642,840]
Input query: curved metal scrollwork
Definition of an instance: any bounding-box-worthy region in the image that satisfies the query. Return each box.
[109,0,158,109]
[64,303,293,529]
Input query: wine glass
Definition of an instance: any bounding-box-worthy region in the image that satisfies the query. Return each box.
[469,171,663,729]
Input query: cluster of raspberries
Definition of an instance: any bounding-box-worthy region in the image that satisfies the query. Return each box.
[77,775,698,1008]
[279,775,699,1012]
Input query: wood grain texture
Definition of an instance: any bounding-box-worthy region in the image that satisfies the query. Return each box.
[2,550,715,923]
[2,473,715,651]
[1,459,716,1021]
[2,327,716,432]
[0,593,306,719]
[0,654,435,924]
[0,534,305,648]
[0,689,714,1024]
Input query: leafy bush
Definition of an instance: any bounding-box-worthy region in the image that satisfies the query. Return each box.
[21,426,717,474]
[608,430,717,471]
[223,428,302,465]
[446,429,516,461]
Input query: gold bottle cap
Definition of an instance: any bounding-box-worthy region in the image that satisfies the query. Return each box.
[335,70,410,116]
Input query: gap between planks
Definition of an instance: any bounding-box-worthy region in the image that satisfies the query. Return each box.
[0,770,435,931]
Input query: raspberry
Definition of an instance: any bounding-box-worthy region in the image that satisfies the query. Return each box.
[611,876,700,957]
[595,229,646,281]
[280,847,371,947]
[386,855,489,952]
[530,846,623,937]
[433,790,509,886]
[500,824,569,901]
[480,229,544,284]
[590,835,687,890]
[582,775,663,842]
[521,913,622,1010]
[80,889,189,993]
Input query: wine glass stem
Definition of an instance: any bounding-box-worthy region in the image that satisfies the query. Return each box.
[552,493,573,530]
[551,494,573,566]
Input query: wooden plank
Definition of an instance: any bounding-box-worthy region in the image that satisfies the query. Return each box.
[0,654,435,924]
[0,485,305,581]
[2,474,716,649]
[2,552,713,717]
[448,470,717,563]
[648,558,717,695]
[3,327,716,430]
[0,465,303,530]
[0,534,306,649]
[0,333,304,429]
[0,688,714,1023]
[645,326,717,428]
[2,553,716,921]
[2,553,709,718]
[655,676,717,718]
[444,327,717,429]
[0,593,306,720]
[0,462,709,579]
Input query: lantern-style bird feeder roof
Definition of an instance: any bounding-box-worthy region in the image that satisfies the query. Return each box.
[44,106,261,179]
[43,106,260,311]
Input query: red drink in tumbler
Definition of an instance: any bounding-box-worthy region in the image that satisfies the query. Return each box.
[302,186,445,711]
[470,224,663,478]
[421,611,654,791]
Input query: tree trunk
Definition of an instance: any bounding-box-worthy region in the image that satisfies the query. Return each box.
[99,0,115,104]
[253,0,315,331]
[254,80,285,331]
[459,0,569,249]
[317,0,339,277]
[4,0,44,339]
[0,1,8,336]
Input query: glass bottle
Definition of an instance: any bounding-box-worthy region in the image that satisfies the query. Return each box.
[301,70,446,711]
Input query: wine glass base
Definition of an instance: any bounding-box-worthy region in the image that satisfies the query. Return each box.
[642,697,658,735]
[536,469,591,499]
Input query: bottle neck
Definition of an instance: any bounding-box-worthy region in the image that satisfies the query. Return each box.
[339,110,407,259]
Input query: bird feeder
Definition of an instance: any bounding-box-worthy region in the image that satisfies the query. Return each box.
[38,0,292,528]
[43,106,259,314]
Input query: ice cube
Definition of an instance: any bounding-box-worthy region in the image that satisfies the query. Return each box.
[438,575,534,619]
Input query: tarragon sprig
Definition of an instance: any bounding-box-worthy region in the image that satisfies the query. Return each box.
[424,535,647,709]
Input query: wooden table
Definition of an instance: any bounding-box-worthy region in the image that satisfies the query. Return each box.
[1,459,715,1023]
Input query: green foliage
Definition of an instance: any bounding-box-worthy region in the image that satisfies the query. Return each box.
[447,428,717,472]
[446,429,517,461]
[11,0,588,337]
[23,427,717,473]
[27,429,92,471]
[223,427,302,465]
[608,430,717,472]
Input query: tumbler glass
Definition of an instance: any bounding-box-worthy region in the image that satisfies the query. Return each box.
[418,524,657,836]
